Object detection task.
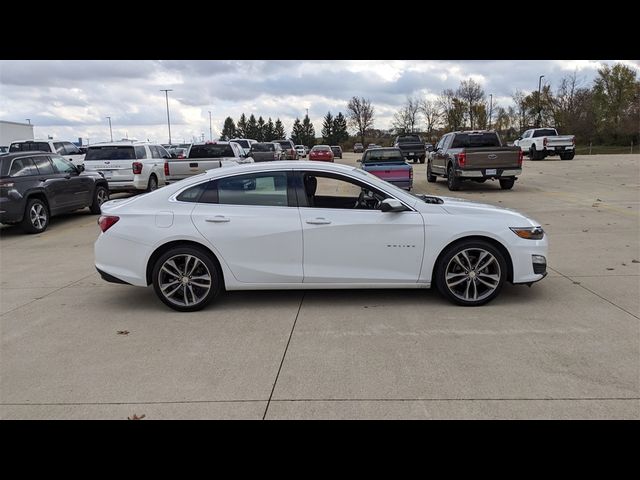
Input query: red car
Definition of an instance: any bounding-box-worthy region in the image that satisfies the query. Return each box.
[309,145,334,162]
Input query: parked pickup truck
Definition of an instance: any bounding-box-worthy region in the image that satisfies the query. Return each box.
[358,147,412,190]
[164,141,252,184]
[9,139,86,167]
[393,134,427,164]
[428,130,523,191]
[514,127,575,160]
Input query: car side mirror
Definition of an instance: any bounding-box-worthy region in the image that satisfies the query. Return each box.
[517,137,522,141]
[76,164,85,172]
[380,198,407,212]
[356,158,362,162]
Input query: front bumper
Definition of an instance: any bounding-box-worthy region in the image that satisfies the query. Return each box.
[458,168,522,178]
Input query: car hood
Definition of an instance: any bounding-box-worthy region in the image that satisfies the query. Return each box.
[437,196,540,226]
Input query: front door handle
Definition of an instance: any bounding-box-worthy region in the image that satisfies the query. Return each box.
[306,218,331,225]
[205,216,230,223]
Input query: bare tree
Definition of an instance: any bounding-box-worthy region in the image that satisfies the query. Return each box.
[457,79,485,129]
[438,89,465,131]
[346,96,375,146]
[419,99,441,141]
[512,89,529,132]
[392,97,421,134]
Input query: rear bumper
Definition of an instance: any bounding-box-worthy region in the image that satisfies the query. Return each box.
[106,178,148,191]
[543,146,574,154]
[0,197,25,223]
[399,151,426,159]
[457,168,522,178]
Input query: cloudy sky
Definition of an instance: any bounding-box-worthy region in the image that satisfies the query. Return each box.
[1,60,638,144]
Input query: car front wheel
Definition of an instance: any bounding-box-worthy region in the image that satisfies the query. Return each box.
[435,240,507,306]
[152,246,222,312]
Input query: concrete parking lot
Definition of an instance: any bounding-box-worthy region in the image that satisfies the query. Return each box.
[1,153,639,419]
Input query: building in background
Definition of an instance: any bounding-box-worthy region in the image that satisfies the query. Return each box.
[0,120,34,146]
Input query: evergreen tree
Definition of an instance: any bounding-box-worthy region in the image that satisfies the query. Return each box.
[236,113,247,138]
[321,112,334,144]
[274,118,286,139]
[291,118,303,144]
[257,116,266,142]
[220,116,236,140]
[246,114,259,139]
[264,117,275,141]
[301,114,316,147]
[332,112,349,145]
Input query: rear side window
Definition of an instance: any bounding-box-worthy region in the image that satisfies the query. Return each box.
[189,144,235,158]
[53,142,65,154]
[9,142,52,153]
[217,172,289,207]
[32,156,55,175]
[85,146,136,160]
[64,142,82,155]
[177,182,208,203]
[135,146,147,159]
[9,157,38,177]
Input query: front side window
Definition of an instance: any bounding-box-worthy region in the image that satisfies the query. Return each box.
[53,142,65,154]
[218,172,289,207]
[300,172,389,210]
[9,157,38,177]
[50,155,77,174]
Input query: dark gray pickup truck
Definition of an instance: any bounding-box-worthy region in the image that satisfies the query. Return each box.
[393,134,427,164]
[427,131,523,191]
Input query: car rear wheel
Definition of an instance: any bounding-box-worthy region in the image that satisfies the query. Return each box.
[419,156,425,164]
[435,240,507,306]
[90,185,109,214]
[147,174,158,192]
[560,151,575,160]
[447,164,461,191]
[426,160,437,183]
[499,178,515,190]
[530,145,541,160]
[152,246,222,312]
[21,198,49,234]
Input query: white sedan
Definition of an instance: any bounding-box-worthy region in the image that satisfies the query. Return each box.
[95,161,548,312]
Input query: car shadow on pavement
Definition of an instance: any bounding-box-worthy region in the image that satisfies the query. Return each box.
[0,210,99,240]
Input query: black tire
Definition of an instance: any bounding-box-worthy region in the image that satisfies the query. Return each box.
[90,185,109,214]
[529,145,541,161]
[499,178,515,190]
[419,156,425,164]
[447,164,461,191]
[152,245,223,312]
[147,174,158,192]
[426,160,437,183]
[20,198,49,234]
[560,151,575,160]
[435,239,507,306]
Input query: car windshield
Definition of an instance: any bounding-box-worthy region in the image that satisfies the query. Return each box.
[364,149,404,162]
[189,144,235,158]
[276,141,291,148]
[451,133,500,148]
[252,143,275,152]
[85,146,136,160]
[233,140,250,148]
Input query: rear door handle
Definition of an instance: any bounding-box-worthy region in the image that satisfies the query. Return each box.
[306,218,331,225]
[205,216,230,223]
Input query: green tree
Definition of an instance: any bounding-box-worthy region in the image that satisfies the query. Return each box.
[245,114,259,139]
[257,116,266,142]
[291,118,303,144]
[592,63,639,143]
[236,113,247,138]
[263,117,275,141]
[332,112,349,145]
[457,79,485,129]
[301,114,316,147]
[321,112,334,144]
[220,116,236,140]
[274,118,286,139]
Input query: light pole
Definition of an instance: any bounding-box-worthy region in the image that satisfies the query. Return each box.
[488,94,493,130]
[25,118,31,124]
[160,89,173,146]
[208,111,213,141]
[106,116,113,141]
[306,108,309,118]
[536,75,544,128]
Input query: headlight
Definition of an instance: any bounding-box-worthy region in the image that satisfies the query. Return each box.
[510,226,544,240]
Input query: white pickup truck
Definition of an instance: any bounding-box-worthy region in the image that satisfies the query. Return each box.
[9,139,86,166]
[164,141,253,184]
[514,128,575,160]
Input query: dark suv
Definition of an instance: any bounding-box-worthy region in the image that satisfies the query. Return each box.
[0,152,109,233]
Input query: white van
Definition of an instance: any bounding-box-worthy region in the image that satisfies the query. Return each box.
[83,141,170,192]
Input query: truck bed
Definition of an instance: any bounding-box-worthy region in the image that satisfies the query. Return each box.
[165,158,238,183]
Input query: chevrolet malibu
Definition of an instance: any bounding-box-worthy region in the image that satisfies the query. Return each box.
[94,161,548,312]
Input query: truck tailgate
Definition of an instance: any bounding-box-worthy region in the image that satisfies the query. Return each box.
[464,147,520,169]
[166,159,224,182]
[363,162,411,182]
[545,135,574,147]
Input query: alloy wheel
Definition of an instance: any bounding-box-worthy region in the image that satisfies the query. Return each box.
[158,254,212,307]
[30,203,47,230]
[445,248,501,302]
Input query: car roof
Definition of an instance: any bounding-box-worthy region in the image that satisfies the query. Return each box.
[88,141,160,147]
[1,151,52,161]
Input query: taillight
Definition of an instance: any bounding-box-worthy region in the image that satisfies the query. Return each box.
[0,180,15,189]
[164,162,170,176]
[132,162,143,174]
[457,152,466,168]
[543,137,548,147]
[178,154,185,159]
[518,149,523,167]
[409,168,413,179]
[572,137,576,146]
[98,215,119,232]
